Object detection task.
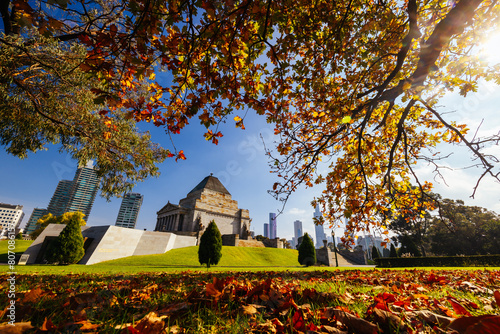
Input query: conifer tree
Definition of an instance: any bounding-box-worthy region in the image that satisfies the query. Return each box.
[298,233,316,267]
[198,220,222,269]
[371,245,381,260]
[45,213,85,264]
[390,243,398,258]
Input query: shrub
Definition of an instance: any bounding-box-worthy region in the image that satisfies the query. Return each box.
[372,245,380,260]
[198,220,222,269]
[298,233,316,266]
[45,213,85,264]
[390,243,398,257]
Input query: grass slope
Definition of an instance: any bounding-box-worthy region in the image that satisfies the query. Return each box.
[7,245,303,274]
[97,246,300,267]
[0,240,33,263]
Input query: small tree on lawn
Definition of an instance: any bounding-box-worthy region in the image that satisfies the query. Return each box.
[371,245,381,260]
[390,243,398,258]
[45,213,85,264]
[298,233,316,266]
[198,220,222,269]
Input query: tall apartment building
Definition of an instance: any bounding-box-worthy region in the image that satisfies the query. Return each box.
[314,205,327,248]
[263,223,269,238]
[47,180,73,217]
[293,220,303,248]
[0,203,24,237]
[115,193,143,229]
[24,208,48,235]
[269,213,277,239]
[65,161,99,218]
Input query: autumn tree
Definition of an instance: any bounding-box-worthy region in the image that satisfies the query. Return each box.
[198,220,222,269]
[2,1,500,235]
[298,233,316,266]
[45,213,85,264]
[31,211,86,240]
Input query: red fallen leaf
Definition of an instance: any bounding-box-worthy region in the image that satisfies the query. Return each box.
[448,315,500,334]
[271,318,285,332]
[292,309,306,331]
[375,292,396,303]
[494,291,500,307]
[447,296,472,316]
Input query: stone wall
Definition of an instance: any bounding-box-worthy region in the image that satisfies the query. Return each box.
[221,234,239,246]
[316,247,332,266]
[338,248,367,265]
[263,238,283,249]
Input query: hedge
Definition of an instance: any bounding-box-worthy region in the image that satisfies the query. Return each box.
[376,255,500,267]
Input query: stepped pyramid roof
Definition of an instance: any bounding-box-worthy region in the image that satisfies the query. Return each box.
[188,175,231,196]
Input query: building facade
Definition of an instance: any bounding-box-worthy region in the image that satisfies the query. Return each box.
[24,208,48,235]
[115,193,144,229]
[47,180,73,217]
[0,203,24,237]
[314,205,327,248]
[263,223,269,238]
[293,220,303,245]
[65,161,99,218]
[269,213,277,239]
[155,175,251,237]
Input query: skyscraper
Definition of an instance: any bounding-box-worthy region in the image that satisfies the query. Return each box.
[294,220,303,247]
[314,205,327,248]
[25,208,48,235]
[65,161,100,218]
[263,223,269,238]
[269,213,277,239]
[115,193,143,229]
[47,180,73,217]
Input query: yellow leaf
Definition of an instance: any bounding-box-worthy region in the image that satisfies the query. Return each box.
[341,116,351,124]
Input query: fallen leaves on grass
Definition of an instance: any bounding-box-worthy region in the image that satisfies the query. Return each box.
[0,269,499,333]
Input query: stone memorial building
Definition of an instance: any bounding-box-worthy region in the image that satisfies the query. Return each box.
[155,175,251,238]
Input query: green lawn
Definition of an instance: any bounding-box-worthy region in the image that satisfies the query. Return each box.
[5,245,309,274]
[0,239,33,263]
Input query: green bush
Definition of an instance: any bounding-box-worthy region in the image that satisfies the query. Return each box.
[45,213,85,264]
[390,243,398,258]
[371,245,380,259]
[298,233,316,266]
[198,220,222,268]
